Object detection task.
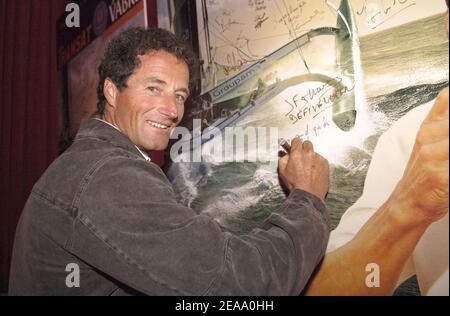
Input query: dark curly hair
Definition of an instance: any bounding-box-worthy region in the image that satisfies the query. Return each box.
[96,27,197,115]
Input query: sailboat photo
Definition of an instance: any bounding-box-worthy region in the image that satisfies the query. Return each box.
[177,0,362,150]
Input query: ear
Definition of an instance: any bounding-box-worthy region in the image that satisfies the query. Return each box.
[104,78,119,109]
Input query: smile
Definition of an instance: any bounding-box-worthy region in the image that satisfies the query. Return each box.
[147,120,170,130]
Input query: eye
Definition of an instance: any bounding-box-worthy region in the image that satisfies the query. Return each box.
[176,94,187,104]
[147,86,160,94]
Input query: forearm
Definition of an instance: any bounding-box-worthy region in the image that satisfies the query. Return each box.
[213,189,330,295]
[306,199,429,296]
[307,89,450,296]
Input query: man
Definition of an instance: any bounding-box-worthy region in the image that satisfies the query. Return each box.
[9,28,330,296]
[306,3,449,296]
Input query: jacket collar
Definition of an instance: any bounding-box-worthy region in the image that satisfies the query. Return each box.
[75,118,151,162]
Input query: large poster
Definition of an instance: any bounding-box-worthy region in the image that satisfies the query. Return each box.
[166,0,448,243]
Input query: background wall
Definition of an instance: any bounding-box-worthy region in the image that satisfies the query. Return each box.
[0,0,158,294]
[0,0,67,294]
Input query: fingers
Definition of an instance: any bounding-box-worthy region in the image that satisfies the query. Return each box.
[290,137,302,152]
[278,137,327,166]
[277,137,329,199]
[302,140,314,153]
[289,137,314,155]
[319,154,330,170]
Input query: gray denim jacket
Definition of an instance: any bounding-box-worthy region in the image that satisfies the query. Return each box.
[9,118,330,296]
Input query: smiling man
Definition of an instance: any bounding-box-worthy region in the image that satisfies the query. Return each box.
[9,28,331,296]
[101,51,189,151]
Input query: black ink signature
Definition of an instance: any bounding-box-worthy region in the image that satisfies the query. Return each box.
[292,10,324,33]
[356,0,417,30]
[284,76,346,116]
[289,116,332,140]
[255,13,269,29]
[215,9,245,33]
[284,77,354,125]
[276,1,307,24]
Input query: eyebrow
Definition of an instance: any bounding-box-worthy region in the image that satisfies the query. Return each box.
[143,77,190,95]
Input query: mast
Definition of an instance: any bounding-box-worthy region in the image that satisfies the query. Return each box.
[201,0,212,65]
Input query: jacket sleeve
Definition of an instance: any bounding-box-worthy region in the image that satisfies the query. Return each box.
[70,156,330,296]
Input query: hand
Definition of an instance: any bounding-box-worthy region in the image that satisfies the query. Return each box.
[278,138,330,201]
[390,88,449,227]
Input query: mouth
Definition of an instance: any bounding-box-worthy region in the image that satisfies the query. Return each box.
[146,120,171,130]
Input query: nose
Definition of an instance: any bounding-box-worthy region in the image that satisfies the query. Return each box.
[159,94,179,122]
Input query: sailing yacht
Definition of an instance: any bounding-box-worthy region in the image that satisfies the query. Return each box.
[182,0,361,148]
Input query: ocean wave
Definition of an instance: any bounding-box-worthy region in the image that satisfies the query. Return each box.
[370,81,448,123]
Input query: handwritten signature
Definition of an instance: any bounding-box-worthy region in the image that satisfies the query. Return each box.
[248,0,267,11]
[275,1,307,24]
[284,77,354,125]
[215,9,245,33]
[287,116,332,141]
[274,1,324,36]
[255,13,269,30]
[214,47,258,76]
[356,0,417,30]
[213,30,261,76]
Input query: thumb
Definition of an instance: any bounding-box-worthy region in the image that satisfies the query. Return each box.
[278,155,289,173]
[424,87,449,123]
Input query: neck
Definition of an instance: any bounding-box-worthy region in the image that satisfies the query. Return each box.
[100,111,120,130]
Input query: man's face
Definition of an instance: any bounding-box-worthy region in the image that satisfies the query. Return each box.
[105,50,190,151]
